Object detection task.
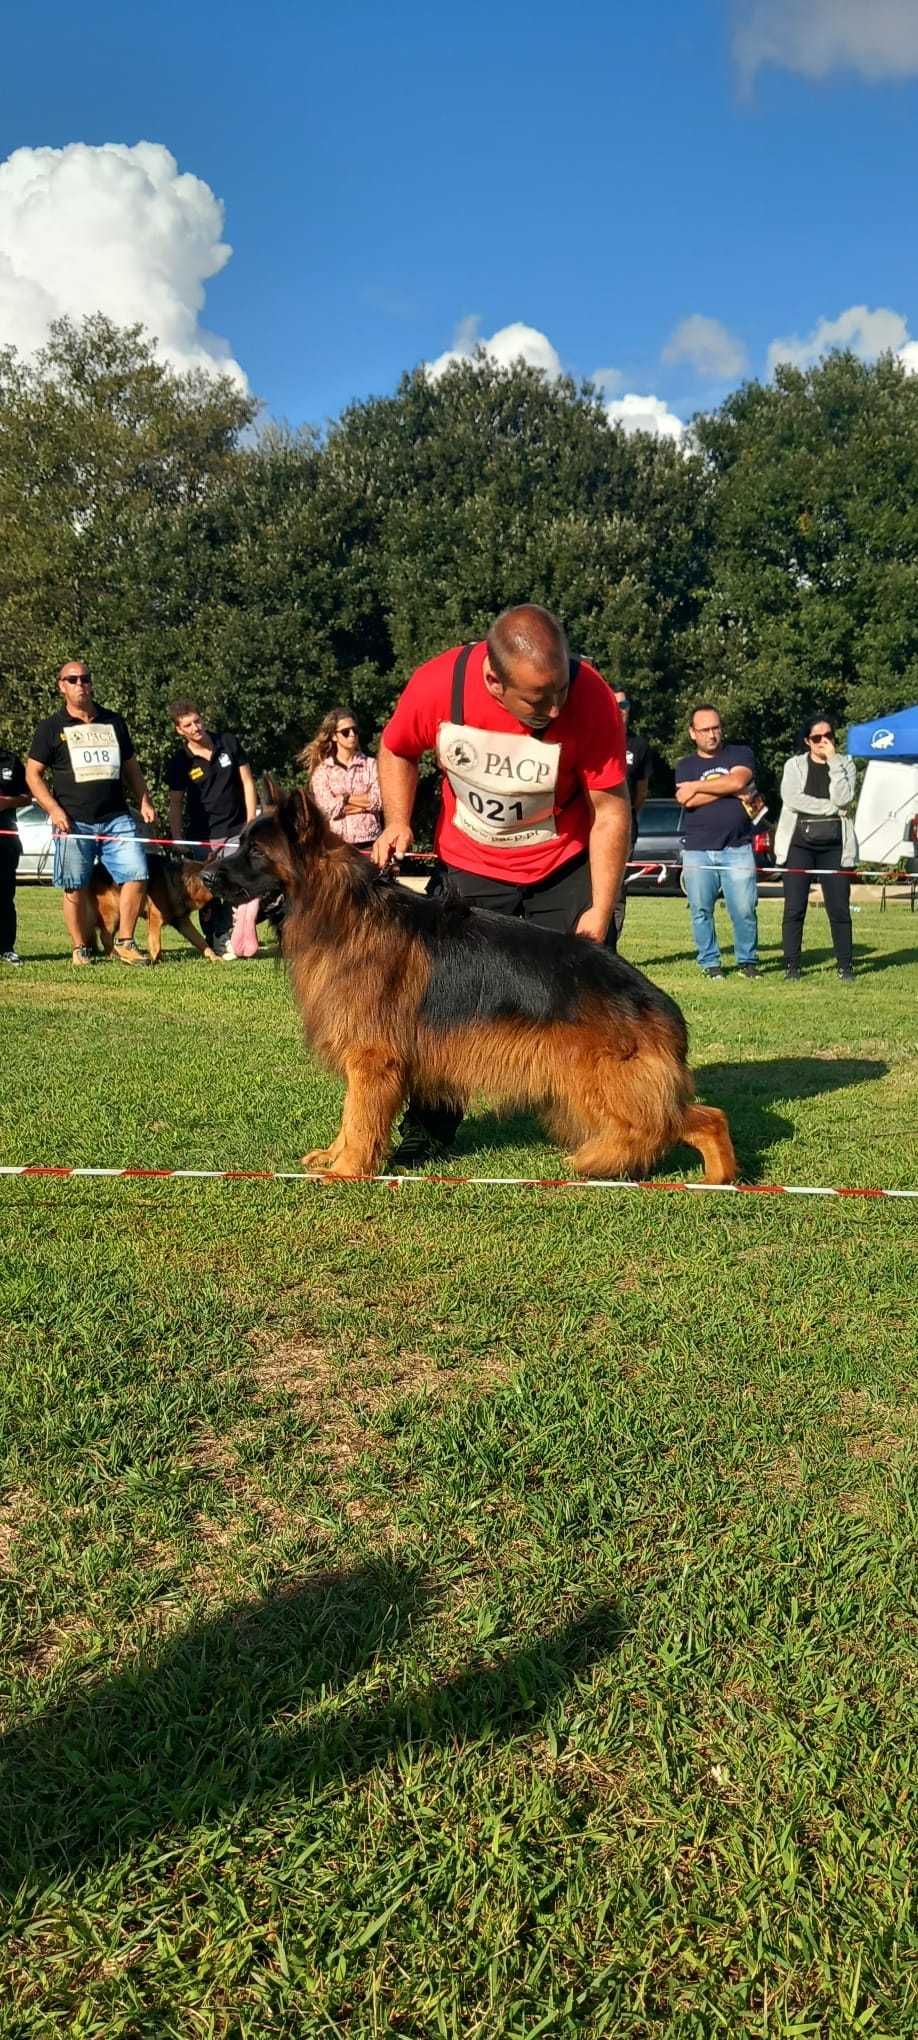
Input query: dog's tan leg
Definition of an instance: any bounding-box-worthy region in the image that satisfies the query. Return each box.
[175,913,218,961]
[92,884,118,955]
[146,901,164,964]
[304,1048,405,1179]
[680,1104,737,1185]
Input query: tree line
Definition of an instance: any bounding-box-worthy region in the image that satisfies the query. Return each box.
[3,315,917,808]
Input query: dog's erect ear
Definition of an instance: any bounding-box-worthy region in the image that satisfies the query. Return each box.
[290,787,332,850]
[262,773,283,811]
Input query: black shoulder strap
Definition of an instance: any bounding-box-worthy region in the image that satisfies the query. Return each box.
[451,643,578,722]
[451,643,473,723]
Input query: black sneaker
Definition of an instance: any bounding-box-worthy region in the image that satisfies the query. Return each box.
[738,964,763,980]
[783,965,801,981]
[837,968,855,982]
[388,1125,456,1171]
[702,966,726,980]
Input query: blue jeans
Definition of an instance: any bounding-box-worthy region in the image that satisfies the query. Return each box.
[682,847,758,970]
[53,813,148,891]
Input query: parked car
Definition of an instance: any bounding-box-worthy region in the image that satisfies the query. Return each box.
[15,802,54,881]
[625,799,684,894]
[625,799,774,897]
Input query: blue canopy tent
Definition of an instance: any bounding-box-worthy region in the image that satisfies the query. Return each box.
[847,705,918,758]
[847,705,918,878]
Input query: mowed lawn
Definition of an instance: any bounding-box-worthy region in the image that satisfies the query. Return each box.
[1,884,916,2038]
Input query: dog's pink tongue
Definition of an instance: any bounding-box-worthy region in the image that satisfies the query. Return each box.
[230,900,261,957]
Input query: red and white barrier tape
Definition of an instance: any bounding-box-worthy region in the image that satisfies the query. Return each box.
[0,826,909,882]
[0,1164,914,1200]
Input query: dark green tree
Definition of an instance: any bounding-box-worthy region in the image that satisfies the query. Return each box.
[690,350,918,783]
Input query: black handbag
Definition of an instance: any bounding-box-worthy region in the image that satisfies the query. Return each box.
[797,814,843,847]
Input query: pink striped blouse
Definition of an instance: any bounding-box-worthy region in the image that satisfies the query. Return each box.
[310,753,383,845]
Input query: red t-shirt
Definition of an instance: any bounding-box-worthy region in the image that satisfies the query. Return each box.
[382,641,627,883]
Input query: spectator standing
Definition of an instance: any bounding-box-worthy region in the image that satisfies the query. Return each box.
[776,716,858,981]
[166,703,258,959]
[675,705,762,980]
[612,688,651,939]
[303,709,382,846]
[373,604,629,1165]
[0,746,29,964]
[26,663,155,966]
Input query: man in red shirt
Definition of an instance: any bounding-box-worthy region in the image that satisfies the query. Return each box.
[374,604,630,1165]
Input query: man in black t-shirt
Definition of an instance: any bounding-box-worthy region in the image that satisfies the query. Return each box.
[612,688,651,939]
[674,703,761,979]
[26,662,156,965]
[0,748,29,964]
[166,701,257,956]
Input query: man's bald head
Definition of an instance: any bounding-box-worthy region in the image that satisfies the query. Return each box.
[487,605,569,687]
[483,606,571,729]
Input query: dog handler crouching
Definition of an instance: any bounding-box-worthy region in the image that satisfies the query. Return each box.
[373,604,630,1166]
[25,661,155,965]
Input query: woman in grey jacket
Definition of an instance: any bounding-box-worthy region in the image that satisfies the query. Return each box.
[775,714,858,980]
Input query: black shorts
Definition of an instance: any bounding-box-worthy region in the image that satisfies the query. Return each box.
[440,852,612,942]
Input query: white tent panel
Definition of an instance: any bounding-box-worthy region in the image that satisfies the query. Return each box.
[854,760,918,864]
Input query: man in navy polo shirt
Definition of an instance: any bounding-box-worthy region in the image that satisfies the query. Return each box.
[675,704,762,980]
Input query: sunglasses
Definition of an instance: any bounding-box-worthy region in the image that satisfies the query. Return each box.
[808,730,833,742]
[62,671,91,685]
[336,725,358,737]
[615,697,631,711]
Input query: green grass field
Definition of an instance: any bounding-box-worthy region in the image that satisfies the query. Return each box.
[1,884,916,2037]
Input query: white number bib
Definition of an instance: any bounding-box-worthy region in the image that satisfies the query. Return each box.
[63,723,121,784]
[437,721,560,848]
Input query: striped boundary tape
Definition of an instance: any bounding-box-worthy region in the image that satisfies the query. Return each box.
[0,825,910,881]
[0,1164,915,1200]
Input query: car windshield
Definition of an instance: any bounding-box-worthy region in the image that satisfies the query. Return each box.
[637,802,681,833]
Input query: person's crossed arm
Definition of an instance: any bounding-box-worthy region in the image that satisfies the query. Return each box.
[675,764,753,809]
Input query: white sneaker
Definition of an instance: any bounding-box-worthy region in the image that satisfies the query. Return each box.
[219,946,240,961]
[0,949,23,966]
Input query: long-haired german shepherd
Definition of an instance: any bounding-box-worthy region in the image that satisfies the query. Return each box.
[204,790,737,1183]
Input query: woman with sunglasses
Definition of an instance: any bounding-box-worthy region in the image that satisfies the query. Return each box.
[301,708,382,846]
[775,715,858,980]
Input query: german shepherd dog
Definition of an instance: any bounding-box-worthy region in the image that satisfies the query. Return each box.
[90,854,220,963]
[204,790,737,1183]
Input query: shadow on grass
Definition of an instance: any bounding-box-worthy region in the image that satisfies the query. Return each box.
[1,1560,624,1897]
[455,1057,887,1177]
[694,1055,888,1180]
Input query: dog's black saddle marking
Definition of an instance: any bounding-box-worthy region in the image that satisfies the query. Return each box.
[358,872,686,1044]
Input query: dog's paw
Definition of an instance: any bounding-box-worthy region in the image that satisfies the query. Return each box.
[302,1148,335,1170]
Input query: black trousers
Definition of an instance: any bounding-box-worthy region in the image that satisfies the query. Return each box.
[782,839,853,972]
[405,854,614,1144]
[0,841,20,952]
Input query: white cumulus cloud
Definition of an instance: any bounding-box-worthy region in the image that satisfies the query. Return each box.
[604,392,685,442]
[663,313,747,379]
[733,0,918,87]
[591,365,625,397]
[767,303,909,375]
[0,141,246,385]
[426,316,685,439]
[425,315,563,380]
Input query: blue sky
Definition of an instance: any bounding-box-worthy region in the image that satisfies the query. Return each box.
[1,0,917,432]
